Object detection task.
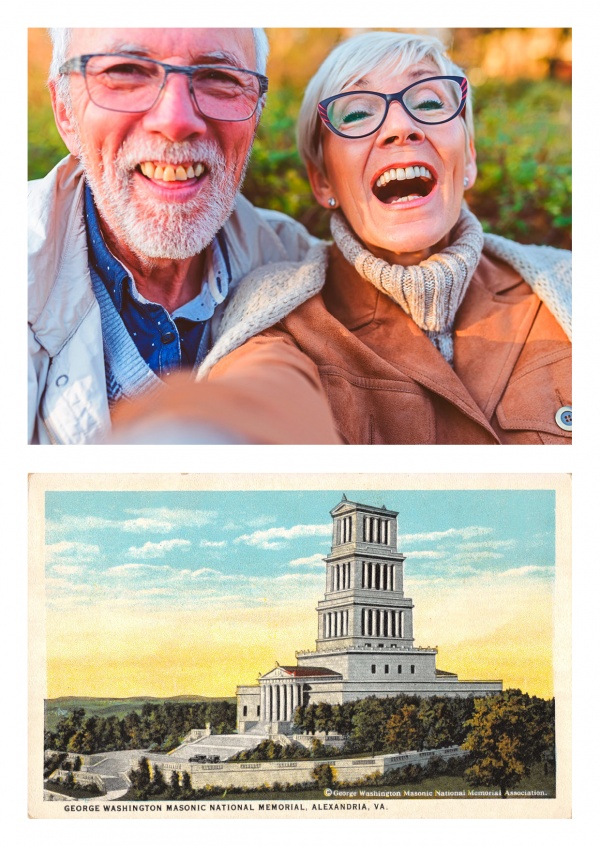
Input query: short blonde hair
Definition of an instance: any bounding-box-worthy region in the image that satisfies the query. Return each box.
[297,30,474,172]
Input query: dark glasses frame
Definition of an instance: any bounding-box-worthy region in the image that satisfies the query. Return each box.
[317,75,468,138]
[59,53,269,121]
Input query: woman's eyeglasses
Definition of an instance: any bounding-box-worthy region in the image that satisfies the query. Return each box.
[318,76,468,139]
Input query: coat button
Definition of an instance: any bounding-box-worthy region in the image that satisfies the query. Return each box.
[555,406,572,431]
[55,374,69,387]
[161,332,176,345]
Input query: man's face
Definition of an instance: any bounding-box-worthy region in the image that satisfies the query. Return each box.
[53,28,258,260]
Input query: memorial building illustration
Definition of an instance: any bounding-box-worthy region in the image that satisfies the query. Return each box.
[237,496,502,734]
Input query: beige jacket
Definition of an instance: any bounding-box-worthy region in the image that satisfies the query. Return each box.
[28,155,318,444]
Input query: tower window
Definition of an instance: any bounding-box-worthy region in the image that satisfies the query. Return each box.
[243,706,248,716]
[384,664,389,674]
[257,706,260,717]
[398,665,402,674]
[371,664,376,674]
[411,665,415,674]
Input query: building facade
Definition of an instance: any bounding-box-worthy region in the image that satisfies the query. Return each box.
[237,497,502,734]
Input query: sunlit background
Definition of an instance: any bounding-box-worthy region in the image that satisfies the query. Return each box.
[29,27,571,248]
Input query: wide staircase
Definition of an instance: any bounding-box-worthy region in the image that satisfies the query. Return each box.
[171,732,267,762]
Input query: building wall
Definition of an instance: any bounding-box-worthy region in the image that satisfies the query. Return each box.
[145,745,466,791]
[237,686,261,726]
[298,648,438,681]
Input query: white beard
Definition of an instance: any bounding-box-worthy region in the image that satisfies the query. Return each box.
[78,135,250,260]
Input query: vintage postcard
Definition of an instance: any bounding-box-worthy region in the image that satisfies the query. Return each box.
[28,473,571,819]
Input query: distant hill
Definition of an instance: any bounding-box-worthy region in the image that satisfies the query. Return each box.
[45,695,236,732]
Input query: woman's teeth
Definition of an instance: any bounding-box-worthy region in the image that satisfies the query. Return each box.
[375,165,432,188]
[139,162,205,182]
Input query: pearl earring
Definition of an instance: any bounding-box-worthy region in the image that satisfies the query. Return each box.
[328,197,337,208]
[463,177,469,188]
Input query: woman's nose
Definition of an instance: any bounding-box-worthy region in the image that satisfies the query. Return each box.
[375,100,426,146]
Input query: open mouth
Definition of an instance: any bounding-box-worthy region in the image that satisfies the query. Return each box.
[137,161,206,183]
[372,165,435,204]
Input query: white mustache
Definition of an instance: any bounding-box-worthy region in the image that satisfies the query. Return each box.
[115,138,227,173]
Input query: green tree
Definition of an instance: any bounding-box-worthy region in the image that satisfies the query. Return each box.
[150,764,166,796]
[181,771,193,798]
[351,697,387,754]
[314,702,333,733]
[463,689,552,797]
[384,704,426,752]
[128,756,152,799]
[168,769,181,797]
[311,763,336,790]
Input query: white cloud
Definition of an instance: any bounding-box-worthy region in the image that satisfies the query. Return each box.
[51,564,84,576]
[46,541,100,565]
[128,539,191,559]
[105,563,172,576]
[457,539,516,551]
[403,550,446,560]
[288,554,325,568]
[47,508,217,536]
[235,523,331,549]
[401,526,493,544]
[455,551,504,563]
[199,540,226,548]
[498,565,553,578]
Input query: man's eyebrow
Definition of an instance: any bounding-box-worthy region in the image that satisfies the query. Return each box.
[97,44,248,68]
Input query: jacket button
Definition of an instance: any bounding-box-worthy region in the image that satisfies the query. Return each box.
[55,374,69,387]
[555,406,572,431]
[161,332,176,345]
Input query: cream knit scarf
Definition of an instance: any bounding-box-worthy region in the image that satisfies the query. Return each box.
[330,207,484,364]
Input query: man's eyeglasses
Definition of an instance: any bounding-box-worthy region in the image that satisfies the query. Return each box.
[59,53,269,122]
[318,76,468,139]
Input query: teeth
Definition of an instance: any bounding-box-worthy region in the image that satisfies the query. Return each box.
[375,166,432,188]
[139,161,205,182]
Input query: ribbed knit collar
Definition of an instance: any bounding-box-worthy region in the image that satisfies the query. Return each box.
[330,207,484,364]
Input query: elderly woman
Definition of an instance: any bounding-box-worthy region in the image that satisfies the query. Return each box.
[116,30,571,445]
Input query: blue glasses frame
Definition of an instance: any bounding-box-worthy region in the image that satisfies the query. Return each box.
[318,75,468,138]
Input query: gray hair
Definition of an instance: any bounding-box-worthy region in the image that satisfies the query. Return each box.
[49,27,270,106]
[297,30,474,172]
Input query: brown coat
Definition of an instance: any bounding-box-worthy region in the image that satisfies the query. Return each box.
[210,244,571,444]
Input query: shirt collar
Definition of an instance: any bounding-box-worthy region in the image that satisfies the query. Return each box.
[84,183,230,319]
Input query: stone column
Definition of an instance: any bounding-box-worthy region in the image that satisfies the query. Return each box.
[260,684,266,722]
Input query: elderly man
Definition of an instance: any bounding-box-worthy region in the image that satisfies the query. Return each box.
[29,28,338,444]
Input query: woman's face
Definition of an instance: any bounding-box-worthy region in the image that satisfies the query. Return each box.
[308,62,477,265]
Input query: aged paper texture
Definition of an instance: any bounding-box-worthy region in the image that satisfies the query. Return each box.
[29,473,571,819]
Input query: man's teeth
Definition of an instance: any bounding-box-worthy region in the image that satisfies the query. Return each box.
[140,162,205,181]
[375,166,432,188]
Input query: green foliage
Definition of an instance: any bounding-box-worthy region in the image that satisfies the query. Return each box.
[45,701,236,754]
[470,79,571,248]
[311,762,336,789]
[29,78,570,248]
[229,739,311,762]
[462,689,555,797]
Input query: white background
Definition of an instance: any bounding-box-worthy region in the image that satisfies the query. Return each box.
[7,0,593,842]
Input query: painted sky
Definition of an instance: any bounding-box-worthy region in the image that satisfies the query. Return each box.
[44,487,556,700]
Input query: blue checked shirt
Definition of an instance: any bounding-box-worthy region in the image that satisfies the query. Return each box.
[84,184,231,376]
